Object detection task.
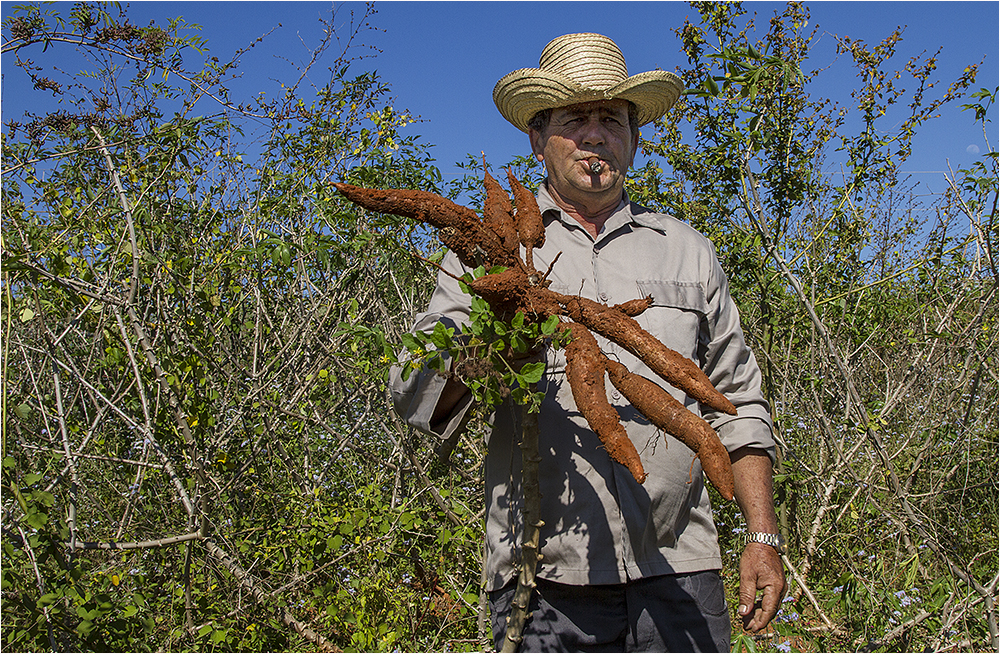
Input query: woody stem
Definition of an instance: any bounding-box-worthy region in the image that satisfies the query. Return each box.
[501,391,543,652]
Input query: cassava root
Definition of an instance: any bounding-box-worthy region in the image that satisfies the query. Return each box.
[564,323,647,483]
[334,167,736,493]
[604,358,734,499]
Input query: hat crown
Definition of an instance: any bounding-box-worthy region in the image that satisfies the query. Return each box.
[538,33,629,91]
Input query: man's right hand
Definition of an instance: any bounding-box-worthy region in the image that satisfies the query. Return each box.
[430,374,471,429]
[429,345,546,429]
[501,345,546,373]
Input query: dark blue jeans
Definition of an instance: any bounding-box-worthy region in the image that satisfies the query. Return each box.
[489,571,731,652]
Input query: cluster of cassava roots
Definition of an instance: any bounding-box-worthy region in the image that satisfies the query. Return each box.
[334,163,736,499]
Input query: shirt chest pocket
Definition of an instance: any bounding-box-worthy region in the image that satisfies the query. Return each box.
[633,280,708,362]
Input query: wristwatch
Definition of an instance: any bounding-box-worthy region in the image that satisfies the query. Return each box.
[744,532,786,555]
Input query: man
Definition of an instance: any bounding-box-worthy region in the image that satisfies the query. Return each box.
[390,33,786,652]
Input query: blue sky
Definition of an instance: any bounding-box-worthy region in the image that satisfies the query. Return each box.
[3,1,998,195]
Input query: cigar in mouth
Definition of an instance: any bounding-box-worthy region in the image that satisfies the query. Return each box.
[589,158,604,174]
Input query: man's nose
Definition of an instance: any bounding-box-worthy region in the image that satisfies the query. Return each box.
[579,117,607,145]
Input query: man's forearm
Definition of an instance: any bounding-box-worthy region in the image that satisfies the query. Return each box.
[731,445,787,632]
[730,446,778,532]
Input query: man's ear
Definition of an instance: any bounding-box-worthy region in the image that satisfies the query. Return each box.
[528,128,546,163]
[628,130,639,168]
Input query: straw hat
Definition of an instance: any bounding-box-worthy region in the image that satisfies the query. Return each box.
[493,33,683,133]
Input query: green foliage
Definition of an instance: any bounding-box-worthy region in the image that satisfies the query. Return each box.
[2,2,480,652]
[639,3,997,651]
[399,264,568,414]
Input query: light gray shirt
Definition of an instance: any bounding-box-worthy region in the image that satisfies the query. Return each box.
[389,183,774,591]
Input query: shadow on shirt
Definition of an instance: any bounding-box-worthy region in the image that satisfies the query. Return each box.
[485,359,707,590]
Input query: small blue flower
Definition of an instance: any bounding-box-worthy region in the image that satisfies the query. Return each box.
[894,589,917,607]
[774,608,800,623]
[776,640,792,652]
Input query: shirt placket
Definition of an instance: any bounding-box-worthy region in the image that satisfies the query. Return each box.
[592,229,636,579]
[592,231,623,404]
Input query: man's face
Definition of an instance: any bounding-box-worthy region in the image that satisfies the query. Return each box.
[529,99,638,204]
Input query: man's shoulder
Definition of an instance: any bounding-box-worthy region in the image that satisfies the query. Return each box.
[628,202,715,248]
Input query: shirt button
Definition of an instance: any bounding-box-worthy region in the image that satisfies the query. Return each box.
[612,390,621,400]
[599,292,609,302]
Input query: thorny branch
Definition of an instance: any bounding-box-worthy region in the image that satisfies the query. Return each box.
[738,149,999,650]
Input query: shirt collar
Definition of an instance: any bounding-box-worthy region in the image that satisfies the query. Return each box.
[536,181,669,236]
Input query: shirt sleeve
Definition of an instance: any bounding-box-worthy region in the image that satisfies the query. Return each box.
[388,250,476,440]
[698,251,776,461]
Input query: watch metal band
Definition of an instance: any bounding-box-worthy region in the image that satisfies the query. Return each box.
[745,531,785,553]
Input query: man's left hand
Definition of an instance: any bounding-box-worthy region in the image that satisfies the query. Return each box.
[737,542,787,632]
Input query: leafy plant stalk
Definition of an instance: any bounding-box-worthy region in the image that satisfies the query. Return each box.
[500,396,543,652]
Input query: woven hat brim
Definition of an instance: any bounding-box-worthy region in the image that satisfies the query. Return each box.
[494,67,683,133]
